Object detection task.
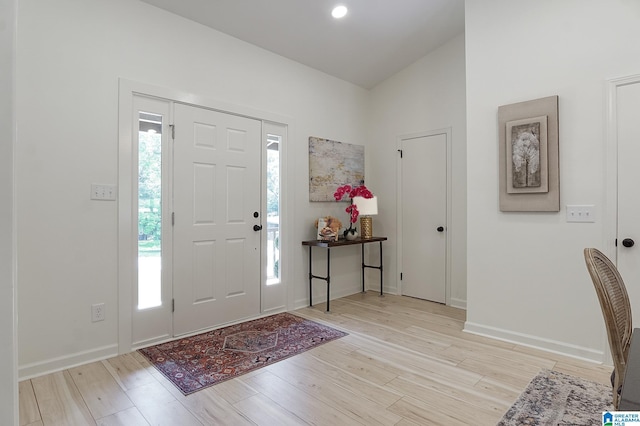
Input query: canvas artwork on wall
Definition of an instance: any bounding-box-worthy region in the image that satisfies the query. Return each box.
[308,137,364,202]
[506,115,548,194]
[498,96,559,212]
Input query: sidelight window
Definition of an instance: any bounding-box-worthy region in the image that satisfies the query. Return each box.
[266,134,280,284]
[137,112,162,309]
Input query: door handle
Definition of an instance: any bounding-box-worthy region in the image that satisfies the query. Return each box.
[623,238,635,248]
[253,224,263,232]
[437,226,444,232]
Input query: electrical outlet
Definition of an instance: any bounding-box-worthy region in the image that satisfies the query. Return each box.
[91,303,105,322]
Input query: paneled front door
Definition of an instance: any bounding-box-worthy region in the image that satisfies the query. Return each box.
[172,103,262,335]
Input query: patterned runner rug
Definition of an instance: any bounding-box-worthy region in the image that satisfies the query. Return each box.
[139,312,347,395]
[498,369,613,425]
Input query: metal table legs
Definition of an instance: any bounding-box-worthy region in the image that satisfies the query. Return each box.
[308,246,332,312]
[361,241,384,296]
[307,241,384,313]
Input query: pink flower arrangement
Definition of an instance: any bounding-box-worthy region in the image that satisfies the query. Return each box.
[333,184,373,235]
[333,184,373,203]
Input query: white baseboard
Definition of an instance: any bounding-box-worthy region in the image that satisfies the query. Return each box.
[449,297,467,310]
[464,321,605,363]
[294,284,371,310]
[373,284,398,294]
[19,344,119,381]
[296,286,465,311]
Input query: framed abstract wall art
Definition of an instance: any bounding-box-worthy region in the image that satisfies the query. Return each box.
[308,137,364,202]
[498,95,559,212]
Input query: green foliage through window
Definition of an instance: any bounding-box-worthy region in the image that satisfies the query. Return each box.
[138,130,162,252]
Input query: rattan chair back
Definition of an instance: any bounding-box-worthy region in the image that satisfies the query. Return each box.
[584,247,633,409]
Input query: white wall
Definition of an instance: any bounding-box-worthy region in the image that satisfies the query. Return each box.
[0,0,18,422]
[465,0,640,361]
[24,0,637,380]
[16,0,369,376]
[368,34,467,306]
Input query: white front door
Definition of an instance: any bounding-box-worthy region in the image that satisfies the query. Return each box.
[399,132,448,303]
[172,103,262,336]
[616,78,640,317]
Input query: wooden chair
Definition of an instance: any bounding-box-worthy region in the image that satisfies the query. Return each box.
[584,248,633,409]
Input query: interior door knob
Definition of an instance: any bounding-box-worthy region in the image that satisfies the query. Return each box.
[253,224,263,232]
[437,226,444,232]
[623,238,635,248]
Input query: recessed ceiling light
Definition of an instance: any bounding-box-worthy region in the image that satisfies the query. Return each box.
[331,5,348,19]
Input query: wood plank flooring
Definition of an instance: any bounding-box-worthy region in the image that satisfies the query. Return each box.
[19,292,612,425]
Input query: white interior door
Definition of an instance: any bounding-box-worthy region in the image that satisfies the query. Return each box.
[400,132,447,303]
[173,103,262,336]
[616,79,640,317]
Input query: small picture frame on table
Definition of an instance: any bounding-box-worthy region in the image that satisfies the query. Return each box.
[317,217,339,242]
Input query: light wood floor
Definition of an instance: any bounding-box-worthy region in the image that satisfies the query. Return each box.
[19,292,612,426]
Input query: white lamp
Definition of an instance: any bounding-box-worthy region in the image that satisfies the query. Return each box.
[353,196,378,239]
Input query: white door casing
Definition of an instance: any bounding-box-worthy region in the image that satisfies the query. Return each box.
[172,103,262,336]
[397,130,451,303]
[612,77,640,319]
[118,79,292,354]
[604,74,640,364]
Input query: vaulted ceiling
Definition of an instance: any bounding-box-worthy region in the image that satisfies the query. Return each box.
[139,0,465,89]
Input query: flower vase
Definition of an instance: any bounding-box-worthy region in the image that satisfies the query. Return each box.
[345,230,358,240]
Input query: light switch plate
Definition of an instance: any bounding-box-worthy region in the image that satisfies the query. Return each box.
[566,205,595,223]
[91,184,117,201]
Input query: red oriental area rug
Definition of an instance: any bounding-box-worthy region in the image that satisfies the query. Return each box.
[138,312,347,395]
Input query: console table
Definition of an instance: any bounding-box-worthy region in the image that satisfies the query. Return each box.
[621,328,640,410]
[301,237,387,312]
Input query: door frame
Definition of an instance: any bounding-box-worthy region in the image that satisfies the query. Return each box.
[603,74,640,365]
[604,74,640,262]
[117,79,293,354]
[396,128,452,304]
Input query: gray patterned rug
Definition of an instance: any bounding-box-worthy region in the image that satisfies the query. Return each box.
[498,369,613,425]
